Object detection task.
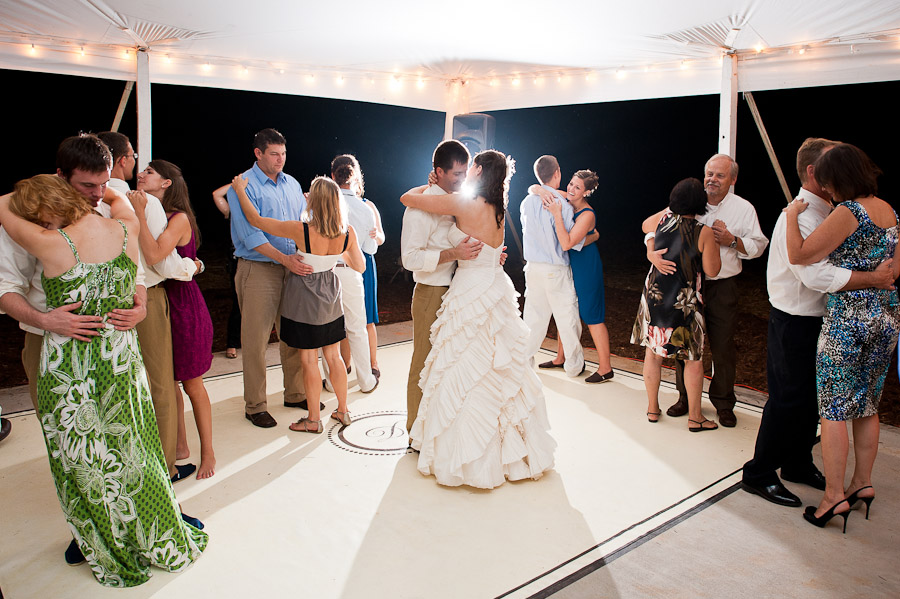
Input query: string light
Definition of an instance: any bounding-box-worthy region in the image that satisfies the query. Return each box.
[336,75,344,85]
[29,43,36,55]
[79,46,85,56]
[511,77,520,86]
[202,62,211,72]
[416,78,425,89]
[754,44,764,53]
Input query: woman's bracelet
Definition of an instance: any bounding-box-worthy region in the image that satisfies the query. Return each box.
[643,232,655,246]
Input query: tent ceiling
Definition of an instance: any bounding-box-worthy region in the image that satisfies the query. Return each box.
[1,0,899,111]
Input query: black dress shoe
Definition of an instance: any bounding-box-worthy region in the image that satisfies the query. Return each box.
[717,408,737,427]
[170,463,196,483]
[781,468,827,491]
[64,539,85,565]
[666,399,688,417]
[286,399,325,411]
[740,480,801,507]
[181,512,205,530]
[245,411,277,428]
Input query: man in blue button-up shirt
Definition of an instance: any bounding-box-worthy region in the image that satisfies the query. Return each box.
[520,155,584,377]
[226,128,309,428]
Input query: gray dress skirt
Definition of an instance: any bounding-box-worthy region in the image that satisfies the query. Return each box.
[280,223,348,350]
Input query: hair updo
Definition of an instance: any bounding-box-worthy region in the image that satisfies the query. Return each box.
[572,170,599,196]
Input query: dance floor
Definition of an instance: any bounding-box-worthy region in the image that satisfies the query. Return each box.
[2,340,765,598]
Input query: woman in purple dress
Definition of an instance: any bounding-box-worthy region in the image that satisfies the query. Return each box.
[130,160,216,479]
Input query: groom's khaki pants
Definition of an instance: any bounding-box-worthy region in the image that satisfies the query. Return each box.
[406,282,449,432]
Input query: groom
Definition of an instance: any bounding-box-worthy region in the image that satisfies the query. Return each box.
[400,139,484,434]
[520,155,584,377]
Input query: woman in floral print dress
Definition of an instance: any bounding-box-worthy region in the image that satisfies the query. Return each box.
[0,175,207,587]
[631,178,721,430]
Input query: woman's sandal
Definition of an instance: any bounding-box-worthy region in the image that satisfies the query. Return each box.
[289,417,323,434]
[647,411,661,423]
[225,348,237,359]
[688,418,718,433]
[331,410,352,426]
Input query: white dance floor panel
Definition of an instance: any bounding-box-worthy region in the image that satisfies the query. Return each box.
[0,341,761,598]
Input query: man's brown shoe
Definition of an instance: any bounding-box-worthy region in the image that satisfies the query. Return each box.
[245,411,277,428]
[666,399,688,417]
[717,408,737,428]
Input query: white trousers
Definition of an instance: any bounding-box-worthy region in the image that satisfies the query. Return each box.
[523,262,584,377]
[323,266,377,392]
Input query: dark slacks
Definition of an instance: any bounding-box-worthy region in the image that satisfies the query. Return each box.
[742,307,822,485]
[675,276,738,410]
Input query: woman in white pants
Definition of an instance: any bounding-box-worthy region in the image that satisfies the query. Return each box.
[322,155,379,393]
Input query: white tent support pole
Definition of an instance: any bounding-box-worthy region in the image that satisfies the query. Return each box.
[111,81,134,132]
[744,92,793,204]
[136,49,151,170]
[718,53,738,158]
[443,80,470,141]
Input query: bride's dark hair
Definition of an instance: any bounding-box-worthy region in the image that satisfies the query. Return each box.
[473,149,515,228]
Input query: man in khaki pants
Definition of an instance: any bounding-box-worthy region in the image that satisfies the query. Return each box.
[226,128,310,428]
[400,140,484,436]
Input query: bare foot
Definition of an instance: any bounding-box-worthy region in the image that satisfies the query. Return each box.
[196,456,216,479]
[176,446,191,461]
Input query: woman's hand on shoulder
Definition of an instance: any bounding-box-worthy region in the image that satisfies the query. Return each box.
[783,198,808,216]
[232,175,249,192]
[126,189,148,215]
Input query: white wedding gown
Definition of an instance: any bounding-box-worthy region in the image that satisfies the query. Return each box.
[410,225,556,489]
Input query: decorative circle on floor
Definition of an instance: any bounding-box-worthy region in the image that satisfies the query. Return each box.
[328,411,409,456]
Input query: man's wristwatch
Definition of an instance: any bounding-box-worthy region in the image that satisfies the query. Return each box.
[729,238,738,249]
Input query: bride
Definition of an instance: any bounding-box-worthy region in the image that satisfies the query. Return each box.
[400,149,556,489]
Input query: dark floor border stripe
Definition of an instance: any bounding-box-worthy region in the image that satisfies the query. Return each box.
[496,470,743,599]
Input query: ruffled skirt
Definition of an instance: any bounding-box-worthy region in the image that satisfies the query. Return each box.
[409,264,556,489]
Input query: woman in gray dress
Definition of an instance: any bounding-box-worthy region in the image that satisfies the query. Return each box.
[232,175,366,433]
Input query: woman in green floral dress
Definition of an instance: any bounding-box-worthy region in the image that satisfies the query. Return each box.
[0,175,207,587]
[631,178,722,430]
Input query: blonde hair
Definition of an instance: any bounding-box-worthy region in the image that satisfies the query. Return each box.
[304,176,347,239]
[10,174,93,226]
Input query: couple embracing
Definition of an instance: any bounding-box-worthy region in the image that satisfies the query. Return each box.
[399,141,556,489]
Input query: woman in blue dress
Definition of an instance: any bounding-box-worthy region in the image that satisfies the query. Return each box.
[531,170,612,382]
[785,143,900,532]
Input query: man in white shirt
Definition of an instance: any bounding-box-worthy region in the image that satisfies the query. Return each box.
[651,154,768,427]
[401,140,484,433]
[520,155,585,378]
[0,133,148,566]
[741,138,896,506]
[97,131,199,482]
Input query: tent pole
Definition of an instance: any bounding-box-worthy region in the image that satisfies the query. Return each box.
[111,81,134,132]
[136,49,151,170]
[443,80,470,141]
[718,54,738,158]
[744,92,793,204]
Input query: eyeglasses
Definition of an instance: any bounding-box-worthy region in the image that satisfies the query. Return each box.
[129,153,138,160]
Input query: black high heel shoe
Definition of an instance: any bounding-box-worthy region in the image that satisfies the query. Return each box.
[803,500,850,533]
[845,486,875,520]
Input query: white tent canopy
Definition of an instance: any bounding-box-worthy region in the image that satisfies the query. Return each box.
[2,0,899,159]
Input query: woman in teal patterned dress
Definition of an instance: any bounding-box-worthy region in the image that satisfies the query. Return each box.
[785,143,900,532]
[0,175,207,586]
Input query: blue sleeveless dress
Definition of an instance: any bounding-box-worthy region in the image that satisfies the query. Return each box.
[568,207,606,324]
